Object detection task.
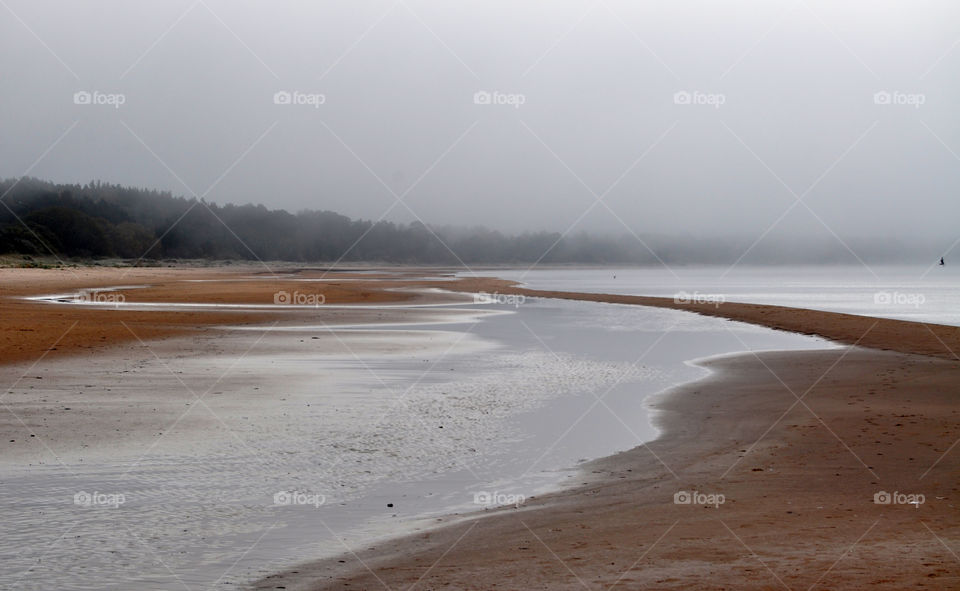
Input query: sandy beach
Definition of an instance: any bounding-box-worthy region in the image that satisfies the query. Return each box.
[1,268,957,589]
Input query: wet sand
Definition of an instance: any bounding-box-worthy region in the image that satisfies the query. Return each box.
[257,277,960,590]
[274,347,959,590]
[2,268,958,589]
[0,266,478,467]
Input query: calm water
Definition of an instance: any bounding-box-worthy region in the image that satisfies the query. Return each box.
[488,264,960,326]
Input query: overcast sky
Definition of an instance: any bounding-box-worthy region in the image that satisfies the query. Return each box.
[2,0,959,248]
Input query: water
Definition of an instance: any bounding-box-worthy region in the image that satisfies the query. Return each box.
[2,275,837,589]
[488,264,960,326]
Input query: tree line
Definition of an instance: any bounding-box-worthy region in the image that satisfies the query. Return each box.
[0,177,921,265]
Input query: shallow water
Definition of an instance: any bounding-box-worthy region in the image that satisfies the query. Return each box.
[1,286,833,589]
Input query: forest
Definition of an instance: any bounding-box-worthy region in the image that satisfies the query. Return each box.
[0,177,916,265]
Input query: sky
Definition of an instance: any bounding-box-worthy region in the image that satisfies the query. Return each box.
[2,0,959,251]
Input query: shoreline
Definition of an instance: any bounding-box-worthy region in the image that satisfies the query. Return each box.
[263,346,959,590]
[253,279,960,590]
[2,267,957,588]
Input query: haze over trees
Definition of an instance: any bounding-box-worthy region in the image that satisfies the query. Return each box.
[0,178,928,265]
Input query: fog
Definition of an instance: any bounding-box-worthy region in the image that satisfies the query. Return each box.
[2,1,959,257]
